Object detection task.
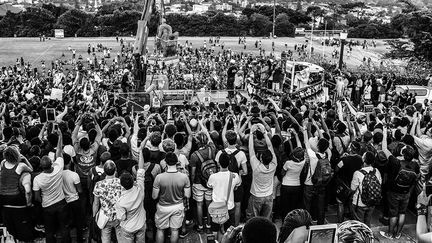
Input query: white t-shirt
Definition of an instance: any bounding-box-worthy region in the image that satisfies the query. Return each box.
[215,148,247,172]
[350,166,382,207]
[33,157,65,208]
[207,171,241,210]
[250,155,277,197]
[304,149,321,186]
[364,85,372,100]
[282,160,306,186]
[62,170,80,203]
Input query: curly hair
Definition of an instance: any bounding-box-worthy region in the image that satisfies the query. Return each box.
[3,146,20,164]
[338,220,374,243]
[278,209,313,243]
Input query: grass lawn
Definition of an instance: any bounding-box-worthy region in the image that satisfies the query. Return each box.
[0,36,391,69]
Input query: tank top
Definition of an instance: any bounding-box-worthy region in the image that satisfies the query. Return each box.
[0,163,27,206]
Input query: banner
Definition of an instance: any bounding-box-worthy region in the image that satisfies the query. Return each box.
[54,29,64,38]
[50,88,63,101]
[290,81,324,101]
[118,93,151,112]
[153,74,168,89]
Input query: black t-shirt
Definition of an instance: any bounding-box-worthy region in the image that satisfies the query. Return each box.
[227,66,237,88]
[148,150,166,164]
[387,155,419,194]
[338,154,363,184]
[115,158,138,176]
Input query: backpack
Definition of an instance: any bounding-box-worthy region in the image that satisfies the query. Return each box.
[311,153,334,187]
[144,163,156,200]
[359,169,382,207]
[88,167,106,208]
[394,161,417,191]
[299,153,310,186]
[196,147,218,188]
[331,136,347,167]
[224,149,240,174]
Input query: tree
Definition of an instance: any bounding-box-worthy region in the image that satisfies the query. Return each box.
[275,13,294,37]
[17,7,56,37]
[42,4,69,18]
[0,11,20,37]
[56,9,92,37]
[208,13,241,36]
[249,13,272,36]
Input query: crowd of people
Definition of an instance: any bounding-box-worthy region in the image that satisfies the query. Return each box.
[0,36,432,243]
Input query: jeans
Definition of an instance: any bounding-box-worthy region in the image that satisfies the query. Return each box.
[387,191,410,217]
[120,224,146,243]
[2,207,34,241]
[303,185,326,225]
[43,200,70,243]
[101,220,120,243]
[67,199,84,243]
[280,185,302,219]
[351,204,375,227]
[246,194,273,220]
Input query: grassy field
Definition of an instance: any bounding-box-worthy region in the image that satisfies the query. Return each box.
[0,36,391,69]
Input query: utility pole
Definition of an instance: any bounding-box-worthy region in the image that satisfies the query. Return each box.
[338,31,348,70]
[322,20,327,57]
[309,19,314,58]
[272,0,276,38]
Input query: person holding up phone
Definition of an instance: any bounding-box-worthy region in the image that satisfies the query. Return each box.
[416,190,432,243]
[379,125,419,239]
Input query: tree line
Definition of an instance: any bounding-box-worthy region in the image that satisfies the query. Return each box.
[0,3,406,39]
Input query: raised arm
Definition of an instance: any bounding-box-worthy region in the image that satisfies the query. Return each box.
[336,101,344,122]
[238,116,252,139]
[416,115,423,137]
[72,115,83,145]
[56,106,68,123]
[101,117,116,136]
[410,117,418,137]
[346,114,355,142]
[249,126,256,159]
[119,117,131,139]
[292,129,302,148]
[56,128,63,159]
[302,120,311,151]
[271,113,281,137]
[382,125,391,158]
[222,117,229,147]
[264,131,276,158]
[198,118,212,144]
[138,140,145,170]
[38,122,48,141]
[94,117,103,143]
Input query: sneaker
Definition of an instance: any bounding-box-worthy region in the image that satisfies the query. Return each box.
[196,225,204,234]
[394,233,401,239]
[379,231,393,240]
[179,230,190,239]
[185,219,194,226]
[34,225,45,233]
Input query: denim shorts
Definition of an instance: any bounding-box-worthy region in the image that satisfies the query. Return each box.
[387,191,410,217]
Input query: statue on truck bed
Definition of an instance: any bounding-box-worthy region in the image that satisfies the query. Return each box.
[156,18,178,57]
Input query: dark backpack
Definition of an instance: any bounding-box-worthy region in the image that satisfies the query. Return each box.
[196,147,218,188]
[224,149,240,174]
[88,167,106,204]
[299,153,310,185]
[359,169,382,207]
[144,163,156,200]
[394,161,417,191]
[331,136,347,167]
[311,153,334,187]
